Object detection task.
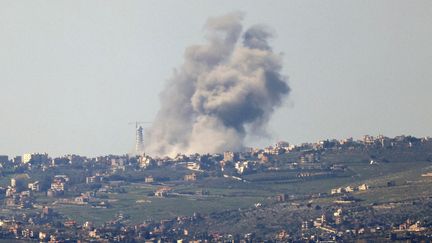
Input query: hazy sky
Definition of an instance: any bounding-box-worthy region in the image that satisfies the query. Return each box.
[1,1,431,157]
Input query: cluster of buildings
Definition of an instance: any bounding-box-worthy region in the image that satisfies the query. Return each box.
[47,175,69,197]
[2,175,71,209]
[0,134,430,241]
[331,184,369,195]
[296,201,432,242]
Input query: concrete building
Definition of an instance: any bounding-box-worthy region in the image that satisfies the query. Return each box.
[358,184,369,191]
[186,162,200,171]
[276,193,287,202]
[22,153,49,164]
[11,177,27,191]
[363,135,375,145]
[145,176,154,183]
[50,181,65,191]
[10,178,17,188]
[49,175,69,196]
[345,186,355,192]
[155,187,171,197]
[28,181,40,192]
[138,155,155,169]
[223,152,239,162]
[86,175,103,184]
[184,173,197,181]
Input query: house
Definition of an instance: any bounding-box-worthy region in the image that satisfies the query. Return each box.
[358,184,369,191]
[345,186,355,192]
[331,187,345,195]
[184,173,197,181]
[74,195,89,204]
[276,193,287,202]
[42,206,53,217]
[145,176,154,183]
[138,155,155,169]
[276,230,289,241]
[39,232,47,241]
[421,172,432,177]
[333,208,344,224]
[408,221,426,232]
[223,151,239,162]
[49,175,69,196]
[313,214,327,227]
[258,153,271,163]
[50,181,65,191]
[89,229,99,238]
[155,187,171,198]
[86,175,103,184]
[186,162,201,171]
[235,161,254,174]
[28,181,40,192]
[397,219,426,232]
[6,187,16,197]
[300,153,318,163]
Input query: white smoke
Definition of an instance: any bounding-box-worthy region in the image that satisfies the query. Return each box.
[144,13,290,156]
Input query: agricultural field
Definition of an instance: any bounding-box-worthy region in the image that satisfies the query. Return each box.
[49,160,432,225]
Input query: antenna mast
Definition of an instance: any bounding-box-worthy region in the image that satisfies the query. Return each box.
[128,121,152,155]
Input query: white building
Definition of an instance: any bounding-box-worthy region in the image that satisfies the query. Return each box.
[28,181,40,192]
[22,153,49,164]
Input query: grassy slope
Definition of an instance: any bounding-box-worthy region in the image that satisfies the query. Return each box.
[3,148,432,225]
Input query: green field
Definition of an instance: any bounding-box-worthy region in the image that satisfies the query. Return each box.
[2,150,432,226]
[50,159,431,225]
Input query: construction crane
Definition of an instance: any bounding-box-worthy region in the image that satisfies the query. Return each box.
[128,121,152,154]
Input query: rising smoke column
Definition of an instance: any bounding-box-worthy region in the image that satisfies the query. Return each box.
[144,13,290,156]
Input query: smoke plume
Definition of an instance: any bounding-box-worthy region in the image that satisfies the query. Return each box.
[144,13,290,156]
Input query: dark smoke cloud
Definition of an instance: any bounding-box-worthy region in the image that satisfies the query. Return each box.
[144,13,290,156]
[243,24,274,50]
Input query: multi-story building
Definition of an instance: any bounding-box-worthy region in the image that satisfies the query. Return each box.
[50,181,65,191]
[22,153,49,164]
[223,152,239,162]
[28,181,40,192]
[184,173,197,181]
[86,175,104,184]
[186,162,201,171]
[145,176,154,183]
[363,135,375,145]
[49,175,69,196]
[138,154,155,169]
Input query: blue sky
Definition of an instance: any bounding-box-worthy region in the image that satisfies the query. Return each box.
[1,1,431,156]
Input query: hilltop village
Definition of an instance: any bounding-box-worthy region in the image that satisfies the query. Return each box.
[1,135,432,242]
